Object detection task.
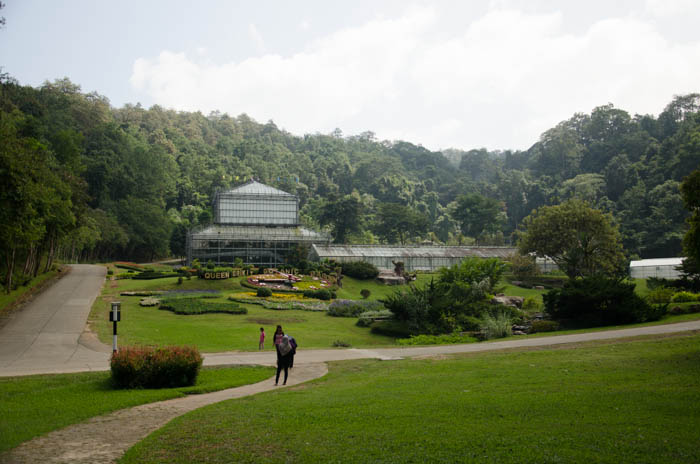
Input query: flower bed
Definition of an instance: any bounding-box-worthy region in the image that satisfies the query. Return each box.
[159,297,247,315]
[244,271,334,293]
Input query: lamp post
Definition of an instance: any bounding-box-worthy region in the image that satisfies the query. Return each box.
[109,301,121,353]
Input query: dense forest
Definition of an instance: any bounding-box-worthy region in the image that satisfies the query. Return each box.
[1,74,699,291]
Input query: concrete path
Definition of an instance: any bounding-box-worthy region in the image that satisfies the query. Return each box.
[1,363,328,464]
[0,265,110,376]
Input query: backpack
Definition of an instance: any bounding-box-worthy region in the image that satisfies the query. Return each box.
[288,336,298,351]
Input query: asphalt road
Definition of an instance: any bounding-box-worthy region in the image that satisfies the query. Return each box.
[0,264,110,376]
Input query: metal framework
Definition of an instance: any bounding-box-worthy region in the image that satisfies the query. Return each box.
[187,181,329,266]
[310,244,517,271]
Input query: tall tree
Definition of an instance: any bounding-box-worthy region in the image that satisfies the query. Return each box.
[452,193,505,243]
[374,202,429,245]
[518,199,626,279]
[319,194,363,244]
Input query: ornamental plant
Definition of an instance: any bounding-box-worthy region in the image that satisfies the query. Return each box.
[110,345,203,389]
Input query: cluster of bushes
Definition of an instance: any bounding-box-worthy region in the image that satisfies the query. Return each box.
[369,320,413,338]
[257,287,272,297]
[382,258,506,336]
[328,299,384,317]
[303,288,336,300]
[159,297,247,315]
[544,276,665,326]
[110,345,202,388]
[529,320,560,333]
[341,261,379,280]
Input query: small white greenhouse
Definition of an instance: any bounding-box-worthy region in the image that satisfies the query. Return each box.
[629,258,685,279]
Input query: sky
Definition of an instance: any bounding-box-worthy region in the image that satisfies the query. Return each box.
[2,0,700,152]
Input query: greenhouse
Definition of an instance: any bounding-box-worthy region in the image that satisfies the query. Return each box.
[629,258,685,279]
[310,245,517,272]
[187,181,330,266]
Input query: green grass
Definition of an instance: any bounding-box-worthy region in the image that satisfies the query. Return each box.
[121,334,700,464]
[91,276,398,351]
[0,365,273,453]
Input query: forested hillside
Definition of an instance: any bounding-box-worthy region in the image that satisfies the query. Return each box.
[1,75,698,291]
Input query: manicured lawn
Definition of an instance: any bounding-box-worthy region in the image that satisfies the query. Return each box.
[0,365,273,453]
[91,276,398,351]
[121,334,700,464]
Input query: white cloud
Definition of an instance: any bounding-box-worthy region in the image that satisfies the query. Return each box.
[299,19,311,31]
[130,4,700,151]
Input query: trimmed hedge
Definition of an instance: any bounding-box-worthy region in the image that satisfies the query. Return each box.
[303,289,334,300]
[131,270,181,280]
[110,345,202,388]
[159,297,247,315]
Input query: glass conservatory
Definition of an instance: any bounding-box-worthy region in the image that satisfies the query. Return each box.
[188,181,330,266]
[309,245,517,271]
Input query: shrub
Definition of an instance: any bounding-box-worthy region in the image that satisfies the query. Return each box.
[646,286,676,304]
[332,340,351,347]
[509,253,539,280]
[257,287,273,297]
[206,259,215,269]
[107,269,114,276]
[159,298,247,315]
[131,270,180,280]
[671,291,699,303]
[356,309,394,327]
[110,345,203,389]
[668,303,700,315]
[530,320,560,333]
[328,299,383,317]
[480,310,513,340]
[177,276,183,285]
[521,297,542,313]
[303,289,333,300]
[370,320,412,338]
[544,276,665,326]
[360,289,371,299]
[341,261,380,280]
[396,333,478,346]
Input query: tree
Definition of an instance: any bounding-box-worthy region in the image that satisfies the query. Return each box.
[517,199,626,279]
[452,193,505,243]
[374,202,429,244]
[319,194,363,244]
[681,170,700,277]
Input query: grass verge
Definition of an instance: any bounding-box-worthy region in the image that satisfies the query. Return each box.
[122,333,700,464]
[0,268,63,318]
[0,365,273,453]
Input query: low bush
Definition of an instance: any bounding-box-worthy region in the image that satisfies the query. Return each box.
[257,287,273,297]
[131,271,180,280]
[159,298,247,315]
[396,333,478,346]
[369,320,411,338]
[303,289,333,300]
[332,340,351,347]
[646,286,676,304]
[544,276,665,326]
[509,253,539,280]
[341,261,380,280]
[110,345,202,389]
[107,269,114,276]
[360,289,371,299]
[668,303,700,315]
[522,297,542,313]
[671,291,699,303]
[530,320,560,333]
[328,299,384,317]
[479,310,513,340]
[356,309,394,327]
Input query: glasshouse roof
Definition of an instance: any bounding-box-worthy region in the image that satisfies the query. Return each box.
[311,245,516,259]
[222,180,295,197]
[192,224,330,242]
[629,257,684,267]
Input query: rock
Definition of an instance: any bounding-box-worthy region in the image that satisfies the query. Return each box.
[534,285,545,290]
[139,297,160,307]
[512,330,526,336]
[491,295,524,309]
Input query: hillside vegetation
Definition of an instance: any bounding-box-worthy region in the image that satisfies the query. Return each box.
[2,76,698,292]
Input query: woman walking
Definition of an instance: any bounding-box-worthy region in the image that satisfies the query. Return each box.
[275,335,293,385]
